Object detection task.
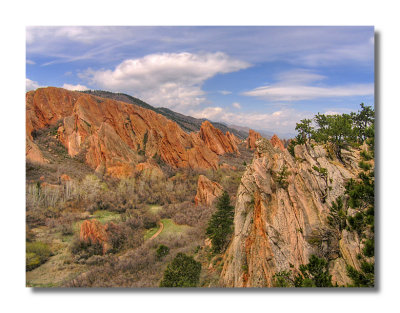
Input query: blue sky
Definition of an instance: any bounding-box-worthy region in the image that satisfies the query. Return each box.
[26,26,374,137]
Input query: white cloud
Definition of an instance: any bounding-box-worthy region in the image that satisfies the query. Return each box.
[243,69,374,102]
[62,83,89,91]
[81,52,250,111]
[191,106,312,135]
[325,110,340,115]
[26,59,35,65]
[232,102,241,109]
[26,78,42,91]
[219,90,232,95]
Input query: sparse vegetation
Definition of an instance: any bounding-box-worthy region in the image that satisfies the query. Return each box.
[26,242,52,271]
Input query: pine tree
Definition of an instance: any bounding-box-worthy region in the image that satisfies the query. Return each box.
[206,191,235,253]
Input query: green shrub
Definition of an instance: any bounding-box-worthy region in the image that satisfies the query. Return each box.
[363,238,374,257]
[26,242,52,271]
[294,255,333,287]
[160,253,201,287]
[156,244,170,260]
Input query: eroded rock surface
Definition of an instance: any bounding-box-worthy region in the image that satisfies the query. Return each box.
[220,138,362,287]
[246,129,262,150]
[26,87,224,176]
[270,134,285,151]
[194,175,224,207]
[199,121,239,155]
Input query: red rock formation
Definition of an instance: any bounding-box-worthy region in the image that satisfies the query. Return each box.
[135,162,164,180]
[226,131,242,146]
[199,121,239,155]
[79,219,110,254]
[246,129,262,150]
[221,138,363,287]
[270,134,285,151]
[26,87,221,176]
[194,175,223,207]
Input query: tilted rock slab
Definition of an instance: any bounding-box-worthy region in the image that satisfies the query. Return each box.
[220,138,362,287]
[26,87,221,177]
[194,175,224,207]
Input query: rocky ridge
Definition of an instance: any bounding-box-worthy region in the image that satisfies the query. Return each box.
[220,138,362,287]
[26,87,243,177]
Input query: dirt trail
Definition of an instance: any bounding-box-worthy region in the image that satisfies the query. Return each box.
[149,221,164,240]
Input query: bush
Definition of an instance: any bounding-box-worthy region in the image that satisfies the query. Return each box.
[156,244,170,260]
[294,255,333,287]
[160,253,201,287]
[26,242,52,271]
[70,237,103,260]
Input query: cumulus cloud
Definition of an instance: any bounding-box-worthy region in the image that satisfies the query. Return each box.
[26,78,42,91]
[243,69,374,102]
[191,106,312,134]
[62,83,89,91]
[26,59,35,65]
[219,90,232,95]
[81,52,250,111]
[232,102,241,109]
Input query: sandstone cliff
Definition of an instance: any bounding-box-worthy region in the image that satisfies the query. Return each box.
[246,129,262,150]
[194,175,224,207]
[199,121,239,155]
[220,138,362,287]
[26,87,223,177]
[270,134,285,151]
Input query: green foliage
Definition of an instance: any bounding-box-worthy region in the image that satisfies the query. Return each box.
[347,212,365,235]
[277,165,290,189]
[289,104,374,161]
[160,253,201,287]
[294,255,333,287]
[26,242,52,271]
[274,255,333,288]
[295,118,314,143]
[327,197,347,231]
[273,270,294,287]
[346,261,374,287]
[363,238,374,257]
[206,191,235,253]
[156,244,170,260]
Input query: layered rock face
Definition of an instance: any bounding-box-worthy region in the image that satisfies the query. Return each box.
[270,134,285,151]
[26,87,223,177]
[246,129,262,150]
[199,121,239,155]
[194,175,224,207]
[226,131,242,146]
[220,138,361,287]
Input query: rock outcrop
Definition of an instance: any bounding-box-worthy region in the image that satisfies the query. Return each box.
[194,175,224,207]
[79,219,110,254]
[135,162,164,180]
[26,87,224,177]
[246,129,262,150]
[199,121,239,155]
[220,138,362,287]
[270,134,285,151]
[226,131,242,146]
